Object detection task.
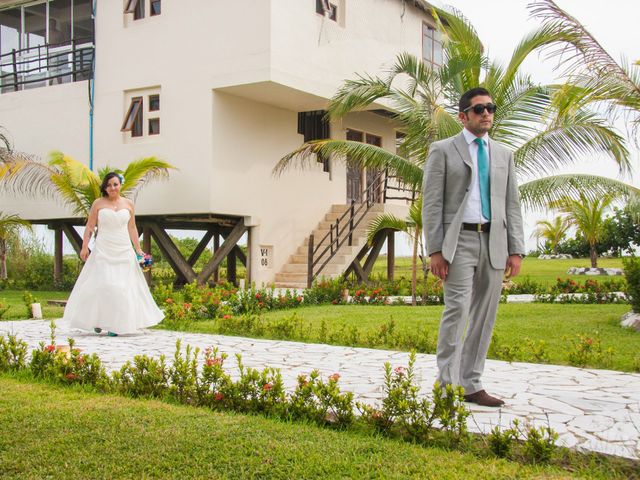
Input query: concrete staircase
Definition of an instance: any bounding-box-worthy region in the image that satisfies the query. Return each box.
[274,203,385,289]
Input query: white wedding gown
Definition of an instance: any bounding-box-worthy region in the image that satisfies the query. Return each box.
[64,208,164,334]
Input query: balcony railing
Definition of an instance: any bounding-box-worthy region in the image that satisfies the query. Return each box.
[0,37,94,94]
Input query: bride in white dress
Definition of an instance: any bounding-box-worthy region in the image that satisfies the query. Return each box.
[63,172,163,335]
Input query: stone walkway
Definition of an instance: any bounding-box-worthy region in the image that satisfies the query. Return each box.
[1,319,639,460]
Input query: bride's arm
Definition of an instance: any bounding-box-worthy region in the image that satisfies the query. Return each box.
[80,202,99,261]
[127,201,144,257]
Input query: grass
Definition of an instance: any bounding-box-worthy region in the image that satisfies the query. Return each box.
[0,290,68,320]
[1,373,637,479]
[164,303,640,372]
[372,256,625,286]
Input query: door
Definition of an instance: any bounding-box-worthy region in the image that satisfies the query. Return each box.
[365,134,382,203]
[346,129,363,203]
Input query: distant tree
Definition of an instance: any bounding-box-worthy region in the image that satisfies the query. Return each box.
[551,194,614,267]
[0,212,32,280]
[600,207,640,256]
[533,216,571,254]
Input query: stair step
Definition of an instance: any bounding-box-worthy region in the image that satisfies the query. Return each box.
[281,263,343,274]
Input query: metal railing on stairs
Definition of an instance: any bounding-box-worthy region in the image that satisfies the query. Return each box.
[307,169,400,288]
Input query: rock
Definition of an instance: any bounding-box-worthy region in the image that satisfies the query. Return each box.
[620,312,640,331]
[538,254,573,259]
[566,267,624,276]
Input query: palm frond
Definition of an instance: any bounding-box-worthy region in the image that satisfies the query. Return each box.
[366,213,410,245]
[274,140,424,188]
[0,212,32,239]
[119,157,175,200]
[519,174,640,211]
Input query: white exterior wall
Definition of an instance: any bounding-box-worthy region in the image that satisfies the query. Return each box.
[0,0,436,285]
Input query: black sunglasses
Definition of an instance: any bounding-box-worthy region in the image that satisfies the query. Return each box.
[463,103,497,115]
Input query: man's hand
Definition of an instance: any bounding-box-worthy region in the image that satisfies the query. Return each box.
[505,255,522,279]
[430,252,449,280]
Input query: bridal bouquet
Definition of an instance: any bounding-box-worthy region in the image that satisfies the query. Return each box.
[137,253,153,272]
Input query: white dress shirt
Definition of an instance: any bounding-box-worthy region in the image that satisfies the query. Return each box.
[461,128,491,224]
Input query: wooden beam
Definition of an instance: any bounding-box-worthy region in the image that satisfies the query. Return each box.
[187,230,215,266]
[387,230,395,281]
[53,228,63,287]
[213,233,220,283]
[362,229,388,278]
[227,247,237,286]
[350,259,367,283]
[197,219,246,285]
[61,222,83,256]
[148,223,197,284]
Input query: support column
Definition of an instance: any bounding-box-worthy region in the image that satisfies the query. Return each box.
[213,233,220,283]
[53,227,63,288]
[227,248,237,286]
[143,227,151,286]
[387,230,395,281]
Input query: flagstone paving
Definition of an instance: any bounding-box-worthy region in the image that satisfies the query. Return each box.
[2,319,639,460]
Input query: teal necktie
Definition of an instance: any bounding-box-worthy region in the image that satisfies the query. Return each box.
[474,137,491,220]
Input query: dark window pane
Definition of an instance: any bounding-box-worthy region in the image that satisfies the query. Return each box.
[125,0,145,20]
[149,94,160,111]
[316,0,337,21]
[149,118,160,135]
[150,0,161,16]
[0,9,21,56]
[132,107,143,136]
[73,0,94,42]
[24,3,47,50]
[49,0,72,46]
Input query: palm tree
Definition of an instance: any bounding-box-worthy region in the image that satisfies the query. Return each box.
[550,194,614,268]
[533,216,570,254]
[366,197,425,305]
[274,6,639,209]
[0,213,32,280]
[530,0,640,136]
[0,151,175,218]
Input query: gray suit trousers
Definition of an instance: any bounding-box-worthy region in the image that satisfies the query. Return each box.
[436,230,504,395]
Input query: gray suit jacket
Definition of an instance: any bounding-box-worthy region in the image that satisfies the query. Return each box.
[422,132,525,269]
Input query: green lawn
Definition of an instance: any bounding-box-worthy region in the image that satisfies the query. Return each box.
[373,256,625,286]
[0,290,68,320]
[1,374,636,479]
[167,303,639,372]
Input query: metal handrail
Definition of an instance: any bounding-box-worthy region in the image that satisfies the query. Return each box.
[307,169,387,287]
[0,37,94,93]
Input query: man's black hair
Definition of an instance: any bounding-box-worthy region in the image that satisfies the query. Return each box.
[459,87,492,112]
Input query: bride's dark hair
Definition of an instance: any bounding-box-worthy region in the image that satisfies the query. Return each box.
[100,172,122,197]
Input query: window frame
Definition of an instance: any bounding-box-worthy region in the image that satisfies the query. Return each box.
[316,0,337,22]
[422,22,442,67]
[121,96,143,137]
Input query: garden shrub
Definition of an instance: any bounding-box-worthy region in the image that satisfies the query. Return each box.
[622,256,640,313]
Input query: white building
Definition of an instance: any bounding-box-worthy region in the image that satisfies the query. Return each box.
[0,0,442,288]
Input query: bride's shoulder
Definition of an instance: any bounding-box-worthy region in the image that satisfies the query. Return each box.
[91,198,107,210]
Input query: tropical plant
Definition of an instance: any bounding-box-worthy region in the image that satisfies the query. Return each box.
[274,6,639,213]
[367,197,425,305]
[0,151,174,218]
[550,194,614,268]
[532,216,570,254]
[530,0,640,137]
[0,212,32,280]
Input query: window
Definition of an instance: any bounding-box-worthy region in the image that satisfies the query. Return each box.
[150,0,161,16]
[121,97,143,137]
[125,0,161,20]
[121,90,160,139]
[148,118,160,135]
[149,94,160,111]
[422,23,443,67]
[316,0,337,21]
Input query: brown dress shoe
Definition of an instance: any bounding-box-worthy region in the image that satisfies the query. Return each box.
[463,390,505,407]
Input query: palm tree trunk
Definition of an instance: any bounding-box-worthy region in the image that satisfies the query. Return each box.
[590,244,598,268]
[0,238,7,280]
[411,228,418,307]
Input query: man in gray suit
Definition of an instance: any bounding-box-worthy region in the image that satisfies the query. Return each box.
[422,87,525,407]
